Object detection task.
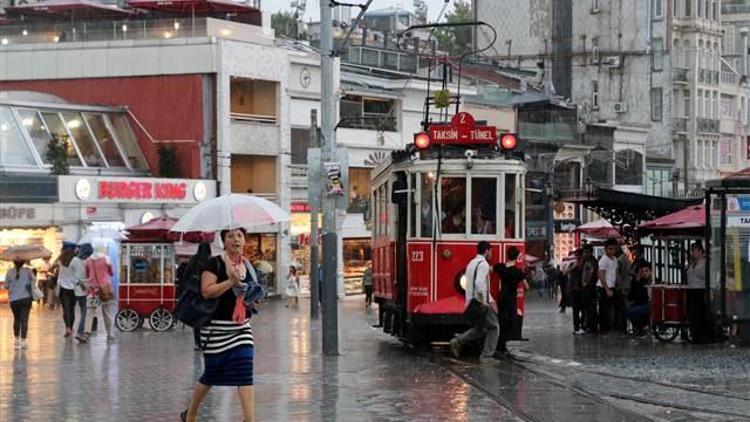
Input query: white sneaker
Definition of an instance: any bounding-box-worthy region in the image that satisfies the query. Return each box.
[20,339,28,349]
[14,338,21,349]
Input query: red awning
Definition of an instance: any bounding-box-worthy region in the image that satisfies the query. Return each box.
[127,0,259,14]
[574,218,621,239]
[639,204,705,232]
[125,216,213,243]
[5,0,135,19]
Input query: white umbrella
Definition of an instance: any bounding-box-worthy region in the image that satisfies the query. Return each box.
[0,245,52,262]
[171,194,291,233]
[79,227,127,244]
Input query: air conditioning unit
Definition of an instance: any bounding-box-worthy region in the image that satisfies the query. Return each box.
[602,55,621,67]
[614,102,628,113]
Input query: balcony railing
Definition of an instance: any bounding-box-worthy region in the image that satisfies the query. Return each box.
[672,117,688,132]
[673,68,688,83]
[722,71,738,85]
[697,118,720,133]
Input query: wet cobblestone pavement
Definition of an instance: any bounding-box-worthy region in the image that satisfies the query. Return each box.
[0,298,521,421]
[2,295,748,421]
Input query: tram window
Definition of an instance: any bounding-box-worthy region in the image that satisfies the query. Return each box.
[505,174,517,238]
[410,173,417,238]
[441,177,467,234]
[471,178,497,235]
[420,173,434,237]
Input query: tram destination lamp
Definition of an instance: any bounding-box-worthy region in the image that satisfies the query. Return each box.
[414,132,431,150]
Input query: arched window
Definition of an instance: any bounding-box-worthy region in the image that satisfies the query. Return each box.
[615,150,643,185]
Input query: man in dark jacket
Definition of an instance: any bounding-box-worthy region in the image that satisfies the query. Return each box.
[494,247,525,356]
[627,262,652,337]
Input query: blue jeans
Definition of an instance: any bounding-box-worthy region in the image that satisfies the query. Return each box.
[76,296,87,336]
[627,304,649,332]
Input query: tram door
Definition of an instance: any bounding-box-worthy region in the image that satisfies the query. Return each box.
[392,172,409,319]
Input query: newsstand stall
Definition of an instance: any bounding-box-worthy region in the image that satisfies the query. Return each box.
[706,169,750,346]
[115,217,178,332]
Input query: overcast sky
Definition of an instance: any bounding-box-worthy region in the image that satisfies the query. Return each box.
[260,0,455,23]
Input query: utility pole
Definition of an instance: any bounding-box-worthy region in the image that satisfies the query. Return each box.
[309,109,320,319]
[320,0,339,355]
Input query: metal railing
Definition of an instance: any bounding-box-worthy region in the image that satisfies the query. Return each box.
[722,71,738,85]
[673,68,688,83]
[671,117,688,132]
[697,118,720,133]
[230,112,278,125]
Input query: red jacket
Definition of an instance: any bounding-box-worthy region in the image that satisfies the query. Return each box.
[85,254,114,288]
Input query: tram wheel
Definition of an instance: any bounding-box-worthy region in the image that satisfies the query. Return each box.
[115,309,141,332]
[149,308,174,332]
[654,324,679,342]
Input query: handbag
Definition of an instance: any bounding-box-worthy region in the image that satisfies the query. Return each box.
[462,260,489,325]
[91,264,114,302]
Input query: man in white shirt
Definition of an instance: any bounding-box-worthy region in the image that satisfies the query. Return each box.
[597,238,619,333]
[450,241,500,361]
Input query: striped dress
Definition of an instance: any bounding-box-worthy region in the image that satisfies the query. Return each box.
[198,256,256,386]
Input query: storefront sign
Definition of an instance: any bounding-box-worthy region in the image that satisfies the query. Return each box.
[0,206,37,220]
[60,176,216,204]
[291,202,310,213]
[0,204,55,227]
[727,215,750,228]
[555,220,581,233]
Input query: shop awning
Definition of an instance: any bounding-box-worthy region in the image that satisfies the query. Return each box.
[127,0,259,14]
[125,216,213,243]
[4,0,135,20]
[574,218,621,239]
[561,187,703,241]
[706,167,750,189]
[638,204,705,237]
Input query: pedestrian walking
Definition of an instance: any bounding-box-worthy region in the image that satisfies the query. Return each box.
[57,242,87,339]
[177,242,212,351]
[73,244,94,342]
[6,259,35,349]
[82,246,116,343]
[449,241,500,362]
[362,261,373,308]
[494,247,525,356]
[285,265,300,308]
[597,239,619,334]
[513,272,530,340]
[35,256,51,307]
[556,266,570,313]
[183,228,256,422]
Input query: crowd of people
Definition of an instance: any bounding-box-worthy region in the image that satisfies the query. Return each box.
[5,241,117,349]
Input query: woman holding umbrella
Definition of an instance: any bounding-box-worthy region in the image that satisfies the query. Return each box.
[182,228,258,422]
[5,259,36,349]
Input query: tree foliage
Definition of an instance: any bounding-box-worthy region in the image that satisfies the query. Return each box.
[272,11,301,39]
[434,1,473,56]
[45,134,70,175]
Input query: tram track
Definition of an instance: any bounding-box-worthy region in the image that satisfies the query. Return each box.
[416,347,656,422]
[511,350,750,403]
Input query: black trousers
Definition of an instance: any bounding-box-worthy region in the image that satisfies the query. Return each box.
[497,300,517,352]
[582,288,598,332]
[10,297,32,338]
[571,289,585,331]
[613,290,628,333]
[59,288,76,330]
[597,288,614,333]
[686,289,714,344]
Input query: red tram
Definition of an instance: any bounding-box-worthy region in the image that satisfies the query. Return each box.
[370,120,526,345]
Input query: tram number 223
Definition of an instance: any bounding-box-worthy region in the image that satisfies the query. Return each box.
[411,251,425,263]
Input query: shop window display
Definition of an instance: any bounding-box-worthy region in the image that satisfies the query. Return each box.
[343,238,372,295]
[244,233,277,293]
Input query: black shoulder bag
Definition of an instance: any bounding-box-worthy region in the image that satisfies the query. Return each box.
[462,260,490,325]
[174,260,219,329]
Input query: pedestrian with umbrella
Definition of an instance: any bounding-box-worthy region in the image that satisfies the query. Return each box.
[1,245,50,349]
[173,194,290,422]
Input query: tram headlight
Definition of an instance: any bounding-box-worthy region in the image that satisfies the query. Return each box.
[500,133,518,151]
[454,270,467,294]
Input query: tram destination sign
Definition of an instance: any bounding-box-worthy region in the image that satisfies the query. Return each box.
[428,112,498,145]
